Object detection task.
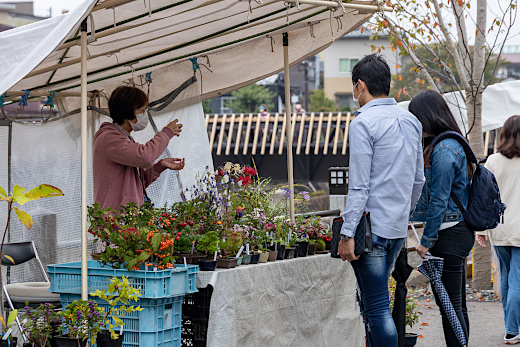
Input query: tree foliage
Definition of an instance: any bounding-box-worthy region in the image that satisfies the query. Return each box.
[229,84,275,114]
[371,0,517,158]
[309,89,337,112]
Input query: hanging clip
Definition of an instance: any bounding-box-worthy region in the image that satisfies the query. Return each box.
[145,72,153,84]
[0,93,6,108]
[189,57,199,75]
[44,91,56,108]
[18,90,30,107]
[336,0,346,14]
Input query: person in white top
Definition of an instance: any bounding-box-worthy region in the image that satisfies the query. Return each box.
[476,115,520,345]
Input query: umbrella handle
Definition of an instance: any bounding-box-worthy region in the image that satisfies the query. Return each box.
[409,222,421,243]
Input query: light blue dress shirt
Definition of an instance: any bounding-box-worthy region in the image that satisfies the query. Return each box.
[341,98,425,239]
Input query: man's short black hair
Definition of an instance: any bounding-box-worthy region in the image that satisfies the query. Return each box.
[351,54,391,97]
[108,86,149,125]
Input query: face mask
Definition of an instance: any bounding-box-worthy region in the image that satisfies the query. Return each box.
[352,81,363,107]
[130,110,149,132]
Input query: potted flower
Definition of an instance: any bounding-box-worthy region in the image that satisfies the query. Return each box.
[56,299,104,347]
[90,276,143,347]
[217,230,242,268]
[196,231,219,271]
[21,303,59,347]
[389,278,421,347]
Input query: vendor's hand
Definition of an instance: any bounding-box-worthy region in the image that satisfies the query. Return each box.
[338,238,359,262]
[476,234,488,248]
[416,244,429,259]
[161,158,185,170]
[166,119,183,136]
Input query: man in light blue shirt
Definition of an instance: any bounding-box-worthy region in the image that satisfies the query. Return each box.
[338,54,424,347]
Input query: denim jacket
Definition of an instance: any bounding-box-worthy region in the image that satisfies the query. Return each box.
[410,138,470,248]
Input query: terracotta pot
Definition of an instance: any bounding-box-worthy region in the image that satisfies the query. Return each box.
[267,250,277,261]
[191,255,207,265]
[258,252,269,263]
[308,243,318,255]
[268,245,286,260]
[174,253,194,264]
[217,258,238,269]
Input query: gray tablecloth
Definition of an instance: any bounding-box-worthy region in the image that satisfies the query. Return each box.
[196,254,364,347]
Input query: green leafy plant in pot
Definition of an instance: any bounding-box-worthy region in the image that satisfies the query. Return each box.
[196,231,219,271]
[56,299,104,347]
[1,309,18,347]
[389,278,421,347]
[21,302,59,347]
[90,276,143,347]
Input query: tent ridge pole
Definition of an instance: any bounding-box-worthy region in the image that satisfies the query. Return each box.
[283,32,296,221]
[80,18,88,301]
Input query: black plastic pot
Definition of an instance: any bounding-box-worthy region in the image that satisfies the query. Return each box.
[97,330,124,347]
[54,337,88,347]
[297,241,309,257]
[249,253,260,264]
[269,245,286,260]
[284,247,296,259]
[198,260,217,271]
[1,337,17,347]
[404,333,419,347]
[293,244,300,258]
[308,243,318,255]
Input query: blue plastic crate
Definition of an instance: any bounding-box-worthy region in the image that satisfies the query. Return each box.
[60,294,182,347]
[47,261,198,299]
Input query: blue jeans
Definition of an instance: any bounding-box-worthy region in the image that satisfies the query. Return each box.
[351,234,405,347]
[494,246,520,336]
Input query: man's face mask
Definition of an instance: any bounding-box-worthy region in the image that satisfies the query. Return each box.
[352,81,364,107]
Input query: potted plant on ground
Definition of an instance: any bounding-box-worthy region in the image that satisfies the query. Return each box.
[21,303,59,347]
[196,231,219,271]
[90,276,143,347]
[1,309,18,347]
[56,299,104,347]
[389,278,421,347]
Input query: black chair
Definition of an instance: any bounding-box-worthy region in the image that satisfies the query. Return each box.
[1,241,60,343]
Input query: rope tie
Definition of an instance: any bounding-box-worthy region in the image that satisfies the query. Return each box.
[336,16,343,31]
[189,57,213,94]
[112,7,117,31]
[269,36,276,52]
[88,14,96,43]
[284,2,291,22]
[336,0,346,14]
[124,64,137,86]
[309,23,315,38]
[296,0,301,10]
[329,7,338,40]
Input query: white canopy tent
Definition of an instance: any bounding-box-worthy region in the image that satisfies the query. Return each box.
[398,80,520,134]
[0,0,388,302]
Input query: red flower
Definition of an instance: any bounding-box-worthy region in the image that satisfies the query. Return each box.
[175,236,180,241]
[242,166,257,176]
[237,175,253,185]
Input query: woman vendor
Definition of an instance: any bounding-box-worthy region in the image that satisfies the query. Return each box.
[93,86,185,210]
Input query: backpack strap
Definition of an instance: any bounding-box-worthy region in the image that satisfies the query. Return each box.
[427,130,478,164]
[450,191,467,214]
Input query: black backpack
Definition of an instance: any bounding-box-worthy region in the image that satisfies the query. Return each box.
[428,131,506,232]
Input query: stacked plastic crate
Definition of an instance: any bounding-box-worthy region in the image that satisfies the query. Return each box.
[48,260,199,347]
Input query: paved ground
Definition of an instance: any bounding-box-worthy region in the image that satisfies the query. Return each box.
[414,299,505,347]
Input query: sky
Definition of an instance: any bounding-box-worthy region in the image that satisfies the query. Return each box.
[18,0,520,47]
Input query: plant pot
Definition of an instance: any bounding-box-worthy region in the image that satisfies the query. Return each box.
[217,258,238,269]
[1,337,17,347]
[308,243,318,255]
[250,253,260,264]
[90,252,101,261]
[316,250,330,254]
[191,255,207,265]
[404,333,419,347]
[268,245,286,260]
[292,244,300,258]
[258,252,269,263]
[174,253,194,264]
[97,330,124,347]
[325,239,331,250]
[235,256,243,265]
[54,337,88,347]
[242,254,252,265]
[296,241,309,257]
[198,260,217,271]
[267,250,277,261]
[284,247,296,259]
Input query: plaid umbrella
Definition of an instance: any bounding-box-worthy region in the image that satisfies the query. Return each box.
[391,248,414,347]
[418,256,467,347]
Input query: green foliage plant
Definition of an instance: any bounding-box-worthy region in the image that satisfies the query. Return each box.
[0,184,63,325]
[316,238,326,251]
[230,84,275,114]
[388,278,421,330]
[309,89,337,112]
[90,276,143,340]
[196,231,219,256]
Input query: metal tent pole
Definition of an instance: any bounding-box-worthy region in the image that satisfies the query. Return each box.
[80,18,88,300]
[283,33,295,221]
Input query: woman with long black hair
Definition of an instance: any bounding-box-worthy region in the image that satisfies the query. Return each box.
[409,90,474,346]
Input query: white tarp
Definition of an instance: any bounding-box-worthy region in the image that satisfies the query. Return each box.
[398,80,520,133]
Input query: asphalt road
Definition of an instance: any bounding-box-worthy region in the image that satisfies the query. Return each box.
[415,300,505,347]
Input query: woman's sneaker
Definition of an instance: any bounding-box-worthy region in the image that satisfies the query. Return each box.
[505,334,520,344]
